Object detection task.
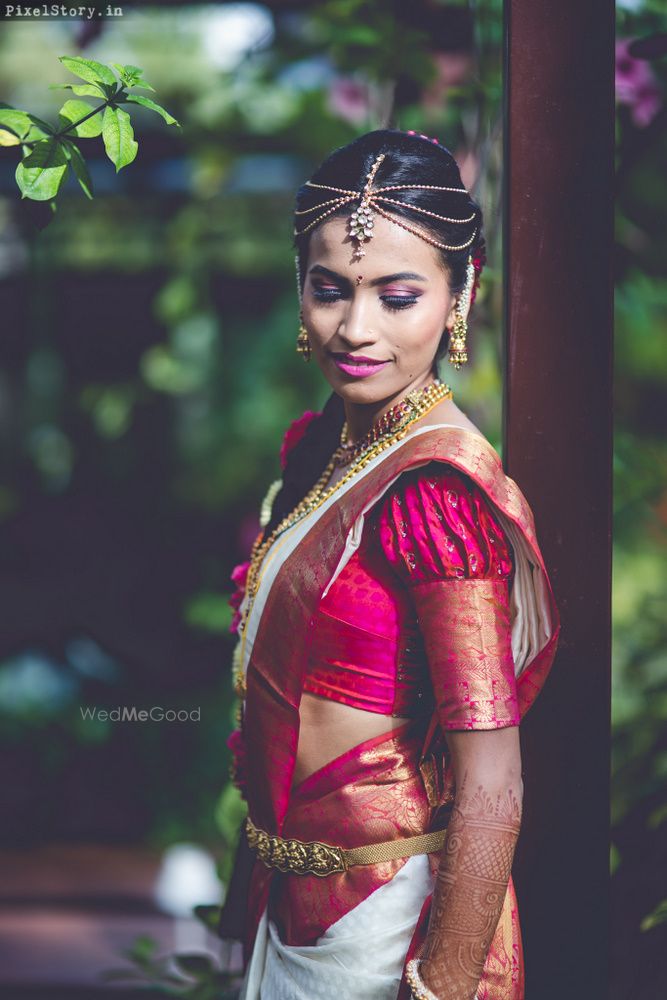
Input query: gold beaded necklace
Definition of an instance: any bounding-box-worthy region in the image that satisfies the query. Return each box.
[238,379,452,647]
[332,388,444,467]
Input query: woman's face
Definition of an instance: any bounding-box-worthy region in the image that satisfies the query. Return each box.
[301,213,461,407]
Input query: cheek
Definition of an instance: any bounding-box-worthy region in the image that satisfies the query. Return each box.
[302,301,337,335]
[393,306,446,358]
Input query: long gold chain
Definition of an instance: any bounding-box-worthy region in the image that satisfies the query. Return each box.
[239,380,452,644]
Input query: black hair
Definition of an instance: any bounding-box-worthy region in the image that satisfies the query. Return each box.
[264,129,485,538]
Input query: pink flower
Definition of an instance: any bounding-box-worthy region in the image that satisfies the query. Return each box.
[616,38,662,128]
[230,561,250,588]
[422,51,474,111]
[279,410,321,470]
[470,247,486,308]
[229,560,250,635]
[226,728,247,800]
[327,77,370,125]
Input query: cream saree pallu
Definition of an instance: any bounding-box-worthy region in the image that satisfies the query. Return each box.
[237,424,560,999]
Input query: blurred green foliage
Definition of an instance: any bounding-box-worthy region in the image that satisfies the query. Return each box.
[612,0,667,982]
[0,0,505,867]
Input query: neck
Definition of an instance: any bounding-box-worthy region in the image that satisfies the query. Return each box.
[343,371,437,443]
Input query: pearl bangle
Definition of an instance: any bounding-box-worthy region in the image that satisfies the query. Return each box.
[405,958,440,1000]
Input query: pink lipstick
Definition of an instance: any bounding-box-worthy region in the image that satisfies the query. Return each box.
[331,353,391,378]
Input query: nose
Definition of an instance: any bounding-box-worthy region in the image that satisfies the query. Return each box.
[337,293,378,349]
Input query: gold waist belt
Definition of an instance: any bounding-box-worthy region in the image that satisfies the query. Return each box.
[246,816,447,878]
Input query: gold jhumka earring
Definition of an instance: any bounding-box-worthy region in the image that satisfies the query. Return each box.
[296,316,312,362]
[448,254,475,370]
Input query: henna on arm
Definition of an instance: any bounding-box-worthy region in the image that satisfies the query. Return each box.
[419,731,523,1000]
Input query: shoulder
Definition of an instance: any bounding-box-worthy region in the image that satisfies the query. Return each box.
[374,461,513,582]
[381,460,499,520]
[397,398,505,488]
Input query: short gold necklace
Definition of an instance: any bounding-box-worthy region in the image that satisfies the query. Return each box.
[239,379,452,645]
[333,381,448,466]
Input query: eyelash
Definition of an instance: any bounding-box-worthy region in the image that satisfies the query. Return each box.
[311,288,418,311]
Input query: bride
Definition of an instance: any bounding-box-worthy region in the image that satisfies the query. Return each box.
[220,128,560,1000]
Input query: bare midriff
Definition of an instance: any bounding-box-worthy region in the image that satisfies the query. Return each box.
[293,692,411,787]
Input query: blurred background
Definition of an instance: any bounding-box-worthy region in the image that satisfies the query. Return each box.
[0,1,664,997]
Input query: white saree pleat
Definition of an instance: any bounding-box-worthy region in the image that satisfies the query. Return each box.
[239,854,435,1000]
[490,512,553,676]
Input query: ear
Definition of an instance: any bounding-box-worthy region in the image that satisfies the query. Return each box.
[444,290,471,332]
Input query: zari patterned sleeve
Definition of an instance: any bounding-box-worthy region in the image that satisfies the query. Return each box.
[376,461,521,731]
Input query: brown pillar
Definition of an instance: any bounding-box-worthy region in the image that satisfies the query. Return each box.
[503,1,614,997]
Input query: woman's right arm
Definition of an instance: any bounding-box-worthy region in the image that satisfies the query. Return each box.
[376,463,522,998]
[419,727,523,1000]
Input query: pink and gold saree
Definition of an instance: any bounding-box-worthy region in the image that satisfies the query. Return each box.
[236,421,560,999]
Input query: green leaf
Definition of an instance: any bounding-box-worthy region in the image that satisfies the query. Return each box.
[0,106,51,141]
[110,62,156,92]
[124,933,158,964]
[0,129,21,147]
[0,109,31,139]
[63,140,94,199]
[50,82,106,99]
[183,591,232,632]
[193,904,222,933]
[111,63,139,85]
[15,137,69,201]
[641,898,667,932]
[57,100,104,138]
[123,94,180,127]
[173,953,215,977]
[102,105,138,172]
[59,55,117,88]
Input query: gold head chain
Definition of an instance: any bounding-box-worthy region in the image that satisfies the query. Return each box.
[294,151,478,260]
[292,150,478,370]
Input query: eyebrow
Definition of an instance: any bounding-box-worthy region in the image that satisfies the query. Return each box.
[308,265,428,286]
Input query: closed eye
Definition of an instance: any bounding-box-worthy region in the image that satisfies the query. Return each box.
[311,288,419,311]
[380,295,418,311]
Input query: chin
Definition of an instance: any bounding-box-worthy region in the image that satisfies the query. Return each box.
[330,375,406,406]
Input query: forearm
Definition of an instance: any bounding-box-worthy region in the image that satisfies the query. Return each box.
[419,770,522,1000]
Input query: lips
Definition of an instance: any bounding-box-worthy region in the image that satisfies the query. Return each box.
[333,353,386,364]
[330,352,391,379]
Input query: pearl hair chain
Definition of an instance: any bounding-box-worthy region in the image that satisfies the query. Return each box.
[294,151,479,256]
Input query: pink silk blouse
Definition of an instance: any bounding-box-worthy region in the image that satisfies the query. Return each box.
[302,461,521,731]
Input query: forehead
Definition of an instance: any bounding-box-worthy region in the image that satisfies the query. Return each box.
[306,214,445,278]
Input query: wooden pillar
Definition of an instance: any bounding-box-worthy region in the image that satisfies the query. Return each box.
[503,2,614,997]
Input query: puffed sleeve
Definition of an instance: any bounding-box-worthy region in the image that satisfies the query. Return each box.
[375,461,520,731]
